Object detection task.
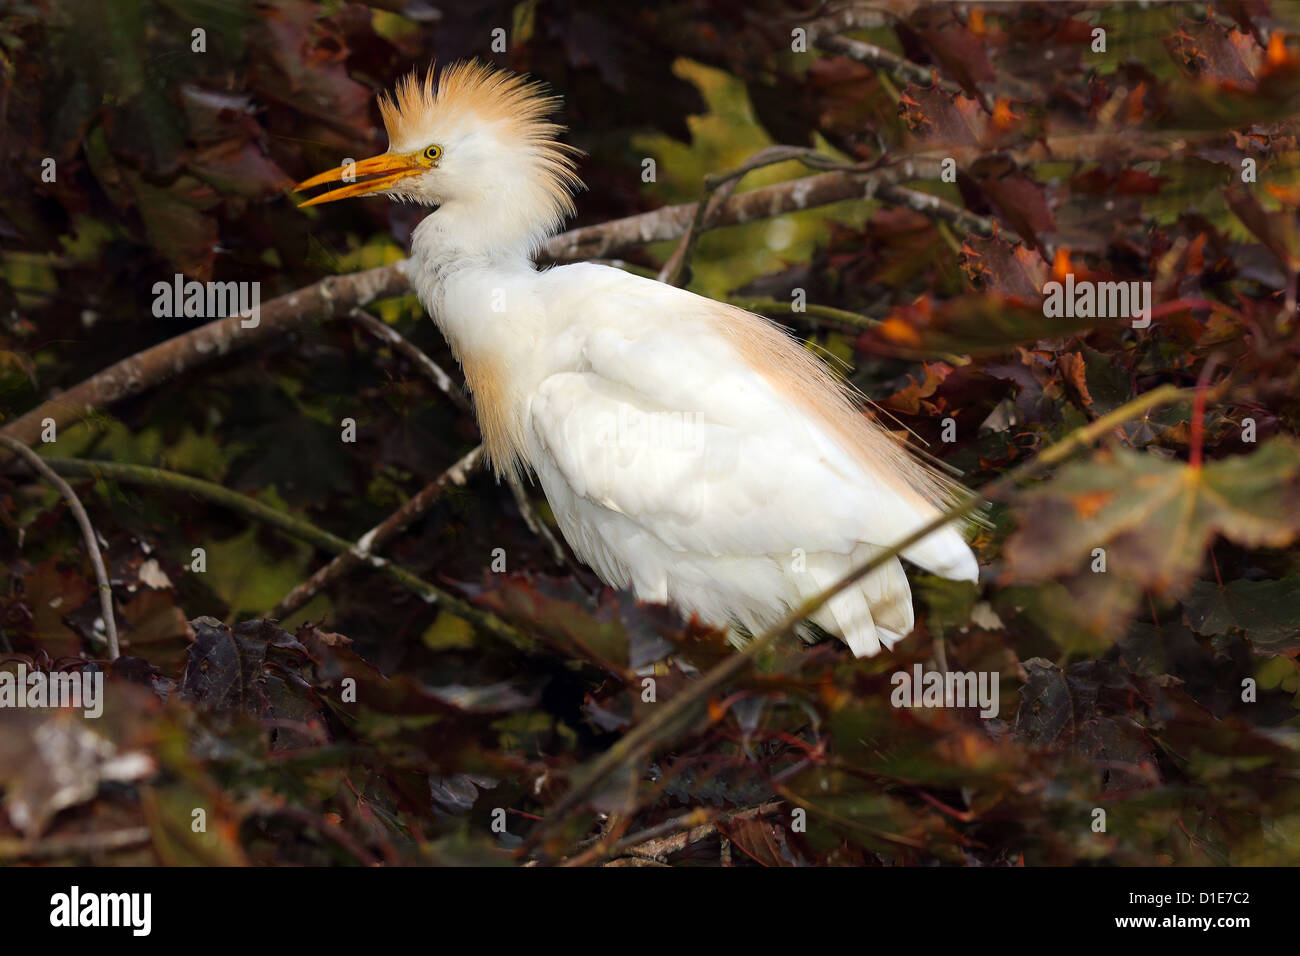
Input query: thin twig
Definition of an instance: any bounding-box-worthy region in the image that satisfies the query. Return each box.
[519,384,1191,859]
[656,176,738,287]
[0,826,151,861]
[504,473,579,573]
[347,307,471,413]
[814,32,964,95]
[660,146,877,287]
[573,800,785,867]
[0,436,119,659]
[272,445,485,619]
[660,143,993,286]
[727,296,882,331]
[347,308,572,571]
[803,6,893,35]
[727,297,968,366]
[876,183,996,236]
[39,457,535,654]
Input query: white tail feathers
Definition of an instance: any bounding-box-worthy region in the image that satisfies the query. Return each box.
[901,523,980,584]
[797,548,917,657]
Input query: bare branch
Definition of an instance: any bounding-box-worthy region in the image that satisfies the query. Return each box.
[0,826,151,861]
[726,296,881,331]
[1,265,409,450]
[5,142,1127,451]
[657,175,739,287]
[661,145,896,287]
[566,801,785,867]
[271,444,485,619]
[876,182,996,236]
[548,161,943,261]
[347,307,471,414]
[39,456,535,654]
[0,436,119,659]
[815,32,963,95]
[804,5,893,34]
[504,473,577,573]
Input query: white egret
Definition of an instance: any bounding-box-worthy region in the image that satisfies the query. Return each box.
[297,61,978,657]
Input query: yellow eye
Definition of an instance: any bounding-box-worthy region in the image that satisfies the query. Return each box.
[423,144,442,164]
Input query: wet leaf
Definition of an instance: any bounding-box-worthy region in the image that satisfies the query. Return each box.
[0,706,155,838]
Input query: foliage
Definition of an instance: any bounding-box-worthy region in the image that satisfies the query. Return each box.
[2,0,1300,866]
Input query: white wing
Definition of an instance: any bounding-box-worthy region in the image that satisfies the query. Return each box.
[526,265,976,654]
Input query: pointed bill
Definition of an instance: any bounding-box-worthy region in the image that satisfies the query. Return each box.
[295,153,422,207]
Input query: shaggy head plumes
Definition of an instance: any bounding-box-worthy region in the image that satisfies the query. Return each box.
[378,61,583,249]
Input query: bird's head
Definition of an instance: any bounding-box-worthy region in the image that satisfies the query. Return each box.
[296,61,583,254]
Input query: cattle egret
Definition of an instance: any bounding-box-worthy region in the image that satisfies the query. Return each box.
[297,61,979,657]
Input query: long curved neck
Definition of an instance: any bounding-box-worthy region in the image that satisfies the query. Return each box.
[407,204,546,348]
[406,205,545,479]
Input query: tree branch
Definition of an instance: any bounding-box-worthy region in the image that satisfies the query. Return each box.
[548,160,945,261]
[815,33,963,95]
[2,127,1177,457]
[348,307,470,412]
[1,265,410,449]
[569,800,785,867]
[727,296,967,366]
[659,145,863,286]
[726,296,882,331]
[503,472,576,573]
[0,826,151,862]
[0,156,1019,452]
[875,182,996,236]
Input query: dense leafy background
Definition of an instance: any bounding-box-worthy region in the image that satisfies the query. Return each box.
[2,0,1300,865]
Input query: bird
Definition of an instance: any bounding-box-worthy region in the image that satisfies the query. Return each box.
[296,61,979,658]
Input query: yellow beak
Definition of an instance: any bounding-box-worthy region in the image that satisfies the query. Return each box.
[295,153,423,207]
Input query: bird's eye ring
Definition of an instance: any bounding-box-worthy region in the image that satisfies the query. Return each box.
[423,144,442,164]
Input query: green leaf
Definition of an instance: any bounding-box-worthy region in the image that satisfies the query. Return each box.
[1006,438,1300,596]
[1183,577,1300,654]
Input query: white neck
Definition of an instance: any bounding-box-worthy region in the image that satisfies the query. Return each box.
[413,201,536,265]
[406,203,550,477]
[407,204,544,357]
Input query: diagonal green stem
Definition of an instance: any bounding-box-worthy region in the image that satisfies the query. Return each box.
[38,457,534,653]
[519,383,1190,860]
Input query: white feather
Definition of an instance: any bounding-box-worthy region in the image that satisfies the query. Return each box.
[347,62,979,657]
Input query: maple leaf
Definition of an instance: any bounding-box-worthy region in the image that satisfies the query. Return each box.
[960,235,1047,298]
[897,83,982,146]
[1183,576,1300,654]
[1005,438,1300,597]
